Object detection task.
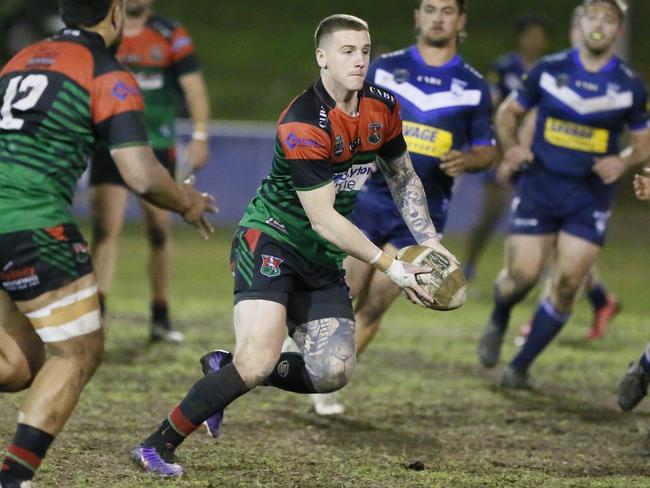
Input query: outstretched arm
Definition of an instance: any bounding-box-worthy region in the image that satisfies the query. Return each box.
[375,150,438,247]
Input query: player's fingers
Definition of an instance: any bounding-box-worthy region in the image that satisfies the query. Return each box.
[412,283,434,307]
[404,288,427,308]
[201,192,216,204]
[183,174,196,186]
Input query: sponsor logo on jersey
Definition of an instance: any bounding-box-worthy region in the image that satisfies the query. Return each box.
[349,137,361,153]
[112,81,140,101]
[171,36,192,53]
[393,69,410,84]
[285,132,323,150]
[368,86,395,103]
[265,218,287,234]
[402,121,453,158]
[260,254,283,278]
[544,117,609,154]
[334,135,344,156]
[333,162,375,192]
[416,75,442,86]
[368,122,382,144]
[319,106,328,129]
[135,73,164,90]
[150,45,164,62]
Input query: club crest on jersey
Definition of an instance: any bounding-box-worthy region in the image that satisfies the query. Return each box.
[368,122,383,144]
[556,74,570,88]
[260,255,283,278]
[334,135,344,156]
[150,45,164,62]
[393,68,410,84]
[451,78,467,96]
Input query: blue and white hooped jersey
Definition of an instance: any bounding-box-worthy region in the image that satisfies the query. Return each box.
[364,46,495,199]
[516,49,649,178]
[488,52,527,103]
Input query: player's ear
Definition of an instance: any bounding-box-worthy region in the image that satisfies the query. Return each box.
[316,47,328,70]
[110,0,123,29]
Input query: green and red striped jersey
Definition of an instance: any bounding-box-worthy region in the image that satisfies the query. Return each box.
[240,79,407,269]
[0,28,148,233]
[116,15,200,149]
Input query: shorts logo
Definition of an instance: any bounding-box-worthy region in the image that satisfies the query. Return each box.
[368,122,382,144]
[260,254,283,278]
[0,266,40,291]
[277,360,290,378]
[73,242,90,264]
[593,210,611,235]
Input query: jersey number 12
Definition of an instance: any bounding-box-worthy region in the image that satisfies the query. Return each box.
[0,74,49,130]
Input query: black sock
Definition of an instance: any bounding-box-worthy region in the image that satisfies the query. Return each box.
[151,301,169,325]
[0,424,54,484]
[263,352,317,393]
[144,364,249,450]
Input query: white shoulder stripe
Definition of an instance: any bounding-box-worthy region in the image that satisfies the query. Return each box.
[375,69,482,112]
[539,72,633,115]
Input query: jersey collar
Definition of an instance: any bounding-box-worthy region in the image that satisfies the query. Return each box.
[59,28,106,47]
[571,48,619,73]
[409,45,462,69]
[314,78,363,111]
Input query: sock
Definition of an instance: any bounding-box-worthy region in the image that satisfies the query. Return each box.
[98,292,106,318]
[0,424,54,484]
[640,344,650,374]
[151,301,169,325]
[463,263,476,282]
[511,300,569,372]
[490,285,528,333]
[587,284,608,311]
[143,364,249,450]
[263,352,318,393]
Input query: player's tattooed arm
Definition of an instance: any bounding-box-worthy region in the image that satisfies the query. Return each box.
[376,151,438,245]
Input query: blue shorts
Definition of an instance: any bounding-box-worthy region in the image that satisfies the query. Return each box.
[508,163,615,246]
[351,189,448,249]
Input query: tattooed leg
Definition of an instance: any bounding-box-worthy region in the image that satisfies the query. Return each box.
[264,317,356,394]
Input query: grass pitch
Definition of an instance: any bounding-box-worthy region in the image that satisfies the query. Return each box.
[1,210,650,487]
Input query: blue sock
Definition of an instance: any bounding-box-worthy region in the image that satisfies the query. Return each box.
[640,345,650,374]
[511,300,569,372]
[463,263,476,282]
[587,284,608,311]
[490,285,527,333]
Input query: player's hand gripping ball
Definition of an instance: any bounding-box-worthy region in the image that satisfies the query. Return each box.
[396,245,467,311]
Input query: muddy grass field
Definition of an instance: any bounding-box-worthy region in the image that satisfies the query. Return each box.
[1,215,650,487]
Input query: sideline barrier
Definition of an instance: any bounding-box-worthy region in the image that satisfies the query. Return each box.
[71,119,507,232]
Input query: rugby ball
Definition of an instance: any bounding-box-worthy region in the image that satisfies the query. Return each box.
[396,245,467,311]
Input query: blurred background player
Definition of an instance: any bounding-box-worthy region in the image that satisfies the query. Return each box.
[132,14,451,476]
[478,0,650,389]
[89,0,211,343]
[461,14,551,284]
[311,0,497,415]
[0,0,214,486]
[514,5,621,343]
[617,165,650,412]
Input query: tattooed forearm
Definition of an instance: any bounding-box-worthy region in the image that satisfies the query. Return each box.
[376,152,438,244]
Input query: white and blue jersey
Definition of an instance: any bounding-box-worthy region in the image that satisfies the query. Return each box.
[351,46,495,248]
[509,48,649,245]
[489,52,527,103]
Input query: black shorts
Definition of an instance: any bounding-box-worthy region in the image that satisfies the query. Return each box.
[89,147,176,186]
[0,223,94,302]
[231,227,353,330]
